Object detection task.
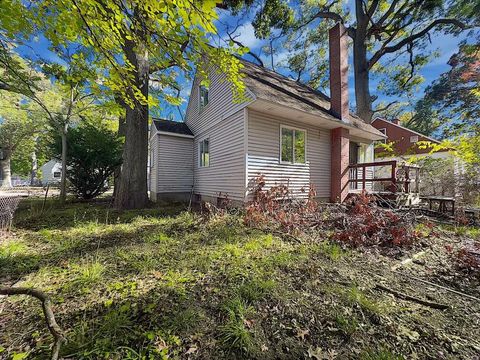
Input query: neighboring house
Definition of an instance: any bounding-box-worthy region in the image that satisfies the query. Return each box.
[371,118,460,197]
[371,118,449,160]
[149,23,385,204]
[40,159,62,185]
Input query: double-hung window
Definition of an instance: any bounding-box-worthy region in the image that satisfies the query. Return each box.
[280,126,306,164]
[199,85,209,110]
[199,138,210,167]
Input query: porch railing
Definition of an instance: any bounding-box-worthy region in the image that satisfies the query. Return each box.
[348,161,420,194]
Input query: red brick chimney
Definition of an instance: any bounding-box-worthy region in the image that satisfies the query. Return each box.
[392,119,400,125]
[329,23,349,122]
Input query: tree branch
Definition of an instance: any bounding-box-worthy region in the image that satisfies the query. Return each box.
[373,100,398,114]
[225,28,264,67]
[0,286,65,360]
[368,18,467,68]
[149,39,190,73]
[295,9,356,39]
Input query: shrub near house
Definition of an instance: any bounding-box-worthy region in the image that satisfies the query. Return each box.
[50,123,123,199]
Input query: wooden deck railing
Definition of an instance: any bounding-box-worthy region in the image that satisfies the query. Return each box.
[349,161,420,194]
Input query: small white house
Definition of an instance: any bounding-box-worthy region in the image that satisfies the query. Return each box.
[40,159,62,185]
[149,24,385,205]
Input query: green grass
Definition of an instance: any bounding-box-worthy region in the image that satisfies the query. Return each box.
[1,200,479,359]
[219,297,255,354]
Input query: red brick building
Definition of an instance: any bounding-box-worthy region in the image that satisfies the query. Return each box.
[371,118,442,157]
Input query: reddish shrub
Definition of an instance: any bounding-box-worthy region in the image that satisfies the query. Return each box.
[455,242,480,277]
[332,192,418,248]
[244,175,318,234]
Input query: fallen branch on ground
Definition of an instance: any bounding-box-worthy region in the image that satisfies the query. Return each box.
[0,286,65,360]
[396,271,480,302]
[375,284,449,310]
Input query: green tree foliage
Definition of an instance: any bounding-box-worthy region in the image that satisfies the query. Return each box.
[0,92,45,187]
[247,0,474,122]
[22,0,248,209]
[406,44,480,137]
[50,123,123,199]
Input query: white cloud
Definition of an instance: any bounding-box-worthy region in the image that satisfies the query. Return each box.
[233,23,262,49]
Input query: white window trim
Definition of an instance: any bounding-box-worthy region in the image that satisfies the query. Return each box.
[198,137,210,168]
[279,125,307,165]
[199,85,209,112]
[410,135,419,143]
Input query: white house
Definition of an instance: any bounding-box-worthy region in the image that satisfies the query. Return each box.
[149,24,385,205]
[40,159,62,185]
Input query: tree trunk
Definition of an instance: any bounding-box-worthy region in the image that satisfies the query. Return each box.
[30,145,38,186]
[353,0,374,123]
[113,114,126,200]
[59,127,68,205]
[0,153,12,188]
[114,40,149,210]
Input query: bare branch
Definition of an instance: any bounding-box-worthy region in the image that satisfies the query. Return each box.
[374,100,399,114]
[371,0,400,30]
[368,18,467,68]
[0,286,65,360]
[225,29,264,67]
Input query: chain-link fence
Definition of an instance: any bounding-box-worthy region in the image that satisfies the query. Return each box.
[0,195,22,231]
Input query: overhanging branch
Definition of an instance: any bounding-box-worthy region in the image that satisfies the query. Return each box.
[368,18,467,68]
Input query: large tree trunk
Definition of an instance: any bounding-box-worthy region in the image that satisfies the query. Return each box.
[114,40,149,210]
[353,0,374,123]
[59,127,68,205]
[0,153,12,188]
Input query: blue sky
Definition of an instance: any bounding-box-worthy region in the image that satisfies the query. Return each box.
[15,6,470,123]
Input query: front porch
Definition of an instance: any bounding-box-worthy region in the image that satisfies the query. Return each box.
[348,160,421,207]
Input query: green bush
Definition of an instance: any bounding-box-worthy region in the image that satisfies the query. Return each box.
[51,123,122,199]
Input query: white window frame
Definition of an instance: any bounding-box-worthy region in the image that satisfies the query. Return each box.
[199,85,209,111]
[279,125,307,164]
[198,138,210,168]
[410,135,419,143]
[377,128,387,144]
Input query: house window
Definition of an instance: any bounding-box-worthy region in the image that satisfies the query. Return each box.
[410,135,419,143]
[358,143,374,163]
[53,171,61,178]
[199,85,209,110]
[280,126,306,164]
[199,138,210,167]
[378,128,387,144]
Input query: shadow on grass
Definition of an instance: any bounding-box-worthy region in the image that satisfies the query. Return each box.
[13,198,186,231]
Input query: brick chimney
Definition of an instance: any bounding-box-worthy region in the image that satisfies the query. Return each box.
[392,119,400,125]
[329,23,349,122]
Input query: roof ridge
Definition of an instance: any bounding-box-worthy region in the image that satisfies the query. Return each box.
[372,117,441,143]
[239,57,365,123]
[239,58,331,102]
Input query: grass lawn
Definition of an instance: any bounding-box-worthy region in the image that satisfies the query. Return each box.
[1,200,479,359]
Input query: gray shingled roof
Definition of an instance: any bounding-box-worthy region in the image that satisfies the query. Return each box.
[240,59,384,137]
[152,118,193,136]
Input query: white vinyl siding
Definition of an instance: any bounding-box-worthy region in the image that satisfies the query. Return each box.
[247,110,331,199]
[185,69,253,135]
[193,110,245,201]
[156,134,193,193]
